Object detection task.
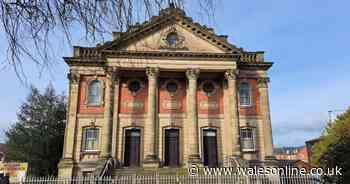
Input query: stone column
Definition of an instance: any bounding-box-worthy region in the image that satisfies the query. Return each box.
[186,68,201,164]
[101,68,116,159]
[58,71,80,178]
[143,67,159,167]
[258,77,274,159]
[224,70,241,158]
[111,69,120,165]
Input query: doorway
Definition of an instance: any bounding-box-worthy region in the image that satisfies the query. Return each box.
[203,129,218,167]
[164,129,180,167]
[124,129,141,167]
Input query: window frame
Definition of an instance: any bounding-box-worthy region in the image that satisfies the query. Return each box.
[82,127,100,152]
[240,127,256,152]
[200,80,218,97]
[166,32,178,46]
[163,79,181,97]
[239,82,252,107]
[86,79,104,106]
[126,79,144,96]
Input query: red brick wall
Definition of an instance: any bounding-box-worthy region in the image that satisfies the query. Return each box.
[78,76,105,114]
[119,78,148,114]
[158,79,186,113]
[296,147,309,162]
[197,80,224,115]
[77,75,261,116]
[239,79,260,116]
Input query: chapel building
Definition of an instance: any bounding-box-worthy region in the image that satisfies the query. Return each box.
[58,5,274,177]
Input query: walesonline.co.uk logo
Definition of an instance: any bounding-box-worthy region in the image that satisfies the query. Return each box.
[188,164,343,176]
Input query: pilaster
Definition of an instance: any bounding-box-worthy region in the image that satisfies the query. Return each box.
[143,67,160,167]
[258,77,274,159]
[111,69,121,166]
[100,68,115,159]
[223,70,241,165]
[58,71,80,178]
[186,68,201,164]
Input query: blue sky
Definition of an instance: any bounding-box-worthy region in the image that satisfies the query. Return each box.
[0,0,349,147]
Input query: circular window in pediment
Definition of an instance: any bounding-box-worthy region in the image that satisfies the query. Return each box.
[166,32,178,46]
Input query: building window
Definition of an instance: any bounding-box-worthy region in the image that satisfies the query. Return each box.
[128,80,141,93]
[239,82,251,106]
[166,81,178,93]
[83,128,99,151]
[87,80,102,105]
[201,81,217,96]
[240,128,256,151]
[166,32,178,46]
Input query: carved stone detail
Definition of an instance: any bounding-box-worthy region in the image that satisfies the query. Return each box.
[146,67,159,78]
[186,68,200,80]
[104,67,120,81]
[199,101,219,110]
[258,77,270,88]
[67,72,81,84]
[224,69,238,80]
[159,27,188,50]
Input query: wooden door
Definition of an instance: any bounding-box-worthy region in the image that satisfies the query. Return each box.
[124,129,141,167]
[203,129,218,167]
[164,129,180,167]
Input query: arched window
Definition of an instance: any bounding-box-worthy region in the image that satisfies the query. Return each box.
[239,82,251,106]
[87,80,101,105]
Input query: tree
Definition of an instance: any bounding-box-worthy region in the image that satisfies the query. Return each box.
[5,85,66,176]
[311,108,350,183]
[0,0,216,81]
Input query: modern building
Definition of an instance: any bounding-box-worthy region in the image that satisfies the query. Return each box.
[58,5,274,177]
[305,138,320,163]
[274,146,308,163]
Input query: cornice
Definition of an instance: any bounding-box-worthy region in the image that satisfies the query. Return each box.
[64,51,273,71]
[237,61,273,71]
[103,50,240,60]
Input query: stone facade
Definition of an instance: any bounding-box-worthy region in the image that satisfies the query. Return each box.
[58,5,274,177]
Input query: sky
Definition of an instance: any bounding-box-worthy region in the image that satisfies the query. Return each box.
[0,0,349,147]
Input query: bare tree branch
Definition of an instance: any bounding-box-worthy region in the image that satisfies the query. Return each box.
[0,0,216,83]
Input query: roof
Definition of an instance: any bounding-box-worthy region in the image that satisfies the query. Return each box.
[305,138,320,144]
[99,5,240,53]
[64,5,273,70]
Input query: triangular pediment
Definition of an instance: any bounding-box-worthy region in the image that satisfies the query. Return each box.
[101,6,241,54]
[123,24,226,53]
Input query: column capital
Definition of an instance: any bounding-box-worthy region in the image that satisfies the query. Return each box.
[67,72,80,84]
[258,77,270,88]
[104,67,120,80]
[224,69,238,80]
[186,68,200,80]
[146,67,159,78]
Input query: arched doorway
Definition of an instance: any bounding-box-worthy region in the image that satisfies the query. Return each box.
[203,129,218,167]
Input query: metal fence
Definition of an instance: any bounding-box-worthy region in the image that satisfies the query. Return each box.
[21,175,325,184]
